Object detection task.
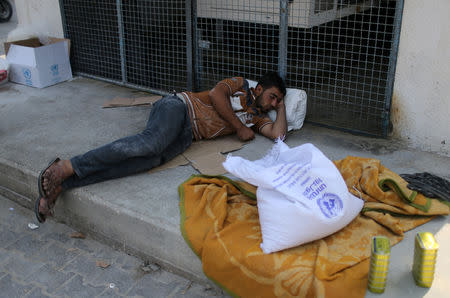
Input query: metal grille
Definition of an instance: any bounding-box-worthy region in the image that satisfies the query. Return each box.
[60,0,403,136]
[61,0,190,93]
[61,0,121,81]
[122,1,189,91]
[195,0,401,136]
[195,0,281,90]
[285,0,400,136]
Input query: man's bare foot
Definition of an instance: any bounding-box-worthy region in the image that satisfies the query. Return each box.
[35,184,62,223]
[41,159,73,198]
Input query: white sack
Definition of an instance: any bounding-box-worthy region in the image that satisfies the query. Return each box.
[247,80,307,131]
[223,140,364,254]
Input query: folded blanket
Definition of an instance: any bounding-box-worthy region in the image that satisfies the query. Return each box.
[178,157,449,298]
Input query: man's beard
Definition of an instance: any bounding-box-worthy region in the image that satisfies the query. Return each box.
[255,94,268,112]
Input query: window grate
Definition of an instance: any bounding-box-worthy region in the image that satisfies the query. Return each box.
[286,1,398,135]
[122,0,189,91]
[62,0,121,81]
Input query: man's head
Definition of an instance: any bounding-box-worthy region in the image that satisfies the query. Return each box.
[254,72,287,112]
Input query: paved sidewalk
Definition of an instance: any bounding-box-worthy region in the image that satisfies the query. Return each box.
[0,195,226,297]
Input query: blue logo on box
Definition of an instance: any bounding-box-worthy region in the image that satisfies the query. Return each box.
[23,68,31,79]
[22,68,32,85]
[317,193,343,218]
[50,64,59,76]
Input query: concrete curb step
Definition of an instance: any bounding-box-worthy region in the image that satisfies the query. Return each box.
[0,158,37,208]
[0,157,210,285]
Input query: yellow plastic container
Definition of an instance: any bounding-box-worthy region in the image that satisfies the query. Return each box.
[368,236,390,293]
[412,232,439,288]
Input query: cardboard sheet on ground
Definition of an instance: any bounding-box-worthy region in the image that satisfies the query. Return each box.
[149,136,246,175]
[102,96,161,108]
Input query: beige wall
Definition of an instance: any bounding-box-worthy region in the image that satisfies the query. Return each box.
[392,0,450,156]
[8,0,63,41]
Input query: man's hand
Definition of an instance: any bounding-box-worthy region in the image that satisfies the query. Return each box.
[237,126,255,141]
[275,100,285,112]
[260,98,287,140]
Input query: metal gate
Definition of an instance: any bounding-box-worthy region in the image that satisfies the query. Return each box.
[60,0,403,137]
[60,0,192,92]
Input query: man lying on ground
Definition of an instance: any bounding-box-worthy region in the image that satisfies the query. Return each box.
[35,71,287,222]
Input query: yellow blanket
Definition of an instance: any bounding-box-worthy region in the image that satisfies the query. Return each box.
[178,157,449,297]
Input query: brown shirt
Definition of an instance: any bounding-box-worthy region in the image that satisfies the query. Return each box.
[179,77,273,140]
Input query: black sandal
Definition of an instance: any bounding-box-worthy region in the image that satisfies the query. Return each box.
[37,157,61,198]
[34,196,54,223]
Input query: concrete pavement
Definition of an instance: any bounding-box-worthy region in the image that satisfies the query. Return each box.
[0,194,225,297]
[0,76,449,297]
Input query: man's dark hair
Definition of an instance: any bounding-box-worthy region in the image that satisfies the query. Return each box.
[257,71,287,96]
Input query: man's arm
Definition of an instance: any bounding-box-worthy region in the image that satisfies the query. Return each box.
[260,101,287,140]
[208,83,255,141]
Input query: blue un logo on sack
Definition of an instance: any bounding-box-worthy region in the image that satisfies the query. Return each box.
[50,64,59,76]
[317,193,343,218]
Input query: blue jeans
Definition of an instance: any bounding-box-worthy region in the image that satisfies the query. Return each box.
[61,95,192,189]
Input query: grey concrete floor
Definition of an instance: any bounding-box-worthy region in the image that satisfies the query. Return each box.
[0,194,226,297]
